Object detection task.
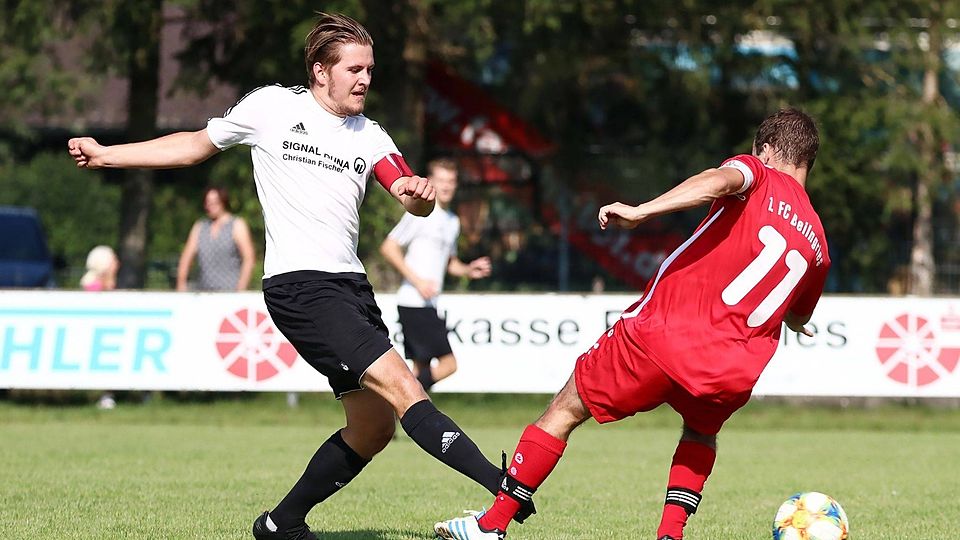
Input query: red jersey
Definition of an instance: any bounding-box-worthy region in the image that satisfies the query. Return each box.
[621,154,830,403]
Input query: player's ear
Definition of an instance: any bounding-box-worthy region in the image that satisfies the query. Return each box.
[758,143,773,164]
[313,62,326,82]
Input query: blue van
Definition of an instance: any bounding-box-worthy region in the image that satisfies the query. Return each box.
[0,206,55,287]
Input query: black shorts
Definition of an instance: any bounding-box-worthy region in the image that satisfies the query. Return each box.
[398,305,453,362]
[263,271,392,398]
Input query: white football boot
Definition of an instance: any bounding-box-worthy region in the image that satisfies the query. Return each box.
[434,510,505,540]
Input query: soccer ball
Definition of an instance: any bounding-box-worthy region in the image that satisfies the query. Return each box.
[772,492,849,540]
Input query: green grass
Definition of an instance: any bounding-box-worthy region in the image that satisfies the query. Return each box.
[2,393,959,539]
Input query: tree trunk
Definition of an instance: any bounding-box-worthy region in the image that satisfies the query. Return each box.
[116,1,162,289]
[362,0,427,169]
[908,8,941,295]
[400,0,427,169]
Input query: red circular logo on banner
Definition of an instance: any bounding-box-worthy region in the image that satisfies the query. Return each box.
[875,313,960,387]
[215,309,298,382]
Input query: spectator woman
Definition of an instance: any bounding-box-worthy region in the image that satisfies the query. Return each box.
[176,187,255,291]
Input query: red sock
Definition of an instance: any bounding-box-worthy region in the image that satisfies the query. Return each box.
[656,441,716,540]
[478,424,567,532]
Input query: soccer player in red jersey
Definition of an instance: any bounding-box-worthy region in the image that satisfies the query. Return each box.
[434,108,830,540]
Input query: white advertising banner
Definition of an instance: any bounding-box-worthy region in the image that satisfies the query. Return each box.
[0,291,958,397]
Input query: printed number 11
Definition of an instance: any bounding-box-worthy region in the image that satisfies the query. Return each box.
[722,225,807,327]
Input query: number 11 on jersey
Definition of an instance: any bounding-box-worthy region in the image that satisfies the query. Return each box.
[722,225,807,328]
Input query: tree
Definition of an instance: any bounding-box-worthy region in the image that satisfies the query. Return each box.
[2,0,165,288]
[112,0,164,288]
[905,2,956,295]
[792,0,959,294]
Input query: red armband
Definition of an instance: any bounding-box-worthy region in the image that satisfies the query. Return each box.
[373,153,415,191]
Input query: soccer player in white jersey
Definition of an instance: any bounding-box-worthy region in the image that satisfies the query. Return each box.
[380,158,491,391]
[67,12,531,540]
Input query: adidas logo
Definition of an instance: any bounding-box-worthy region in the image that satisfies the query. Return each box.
[290,122,308,135]
[441,431,460,454]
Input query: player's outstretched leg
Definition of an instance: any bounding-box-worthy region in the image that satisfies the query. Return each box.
[656,425,717,540]
[254,390,394,540]
[435,372,589,537]
[364,349,537,523]
[363,349,501,488]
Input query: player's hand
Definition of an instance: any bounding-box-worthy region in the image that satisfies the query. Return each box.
[467,257,492,279]
[67,137,107,169]
[598,202,645,230]
[785,320,815,337]
[397,175,436,202]
[414,277,438,300]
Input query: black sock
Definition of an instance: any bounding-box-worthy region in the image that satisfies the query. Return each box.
[400,399,500,495]
[270,429,369,528]
[415,360,435,391]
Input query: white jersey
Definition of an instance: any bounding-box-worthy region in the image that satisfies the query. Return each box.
[388,205,461,308]
[206,84,400,278]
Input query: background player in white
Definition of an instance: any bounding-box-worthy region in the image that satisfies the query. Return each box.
[380,158,491,391]
[68,12,531,540]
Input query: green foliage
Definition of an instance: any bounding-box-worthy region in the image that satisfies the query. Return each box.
[0,1,90,132]
[0,151,120,286]
[3,1,960,291]
[423,0,960,292]
[176,0,365,92]
[358,182,406,290]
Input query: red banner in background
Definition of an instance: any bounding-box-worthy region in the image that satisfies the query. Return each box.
[425,60,681,289]
[425,61,554,158]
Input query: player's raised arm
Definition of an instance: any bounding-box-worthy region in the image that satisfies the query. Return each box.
[67,129,220,170]
[598,167,746,230]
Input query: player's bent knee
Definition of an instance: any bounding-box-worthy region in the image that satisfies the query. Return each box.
[366,422,395,453]
[395,372,428,402]
[536,397,590,440]
[343,419,395,456]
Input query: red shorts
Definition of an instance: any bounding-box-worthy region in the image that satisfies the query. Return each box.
[573,320,749,435]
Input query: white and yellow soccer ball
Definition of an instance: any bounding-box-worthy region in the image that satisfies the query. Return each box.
[772,491,849,540]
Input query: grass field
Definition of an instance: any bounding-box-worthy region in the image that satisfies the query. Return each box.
[2,393,959,539]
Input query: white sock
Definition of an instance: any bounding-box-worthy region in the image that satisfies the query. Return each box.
[265,514,278,532]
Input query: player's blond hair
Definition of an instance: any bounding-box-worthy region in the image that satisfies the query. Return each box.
[426,157,458,178]
[304,12,373,86]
